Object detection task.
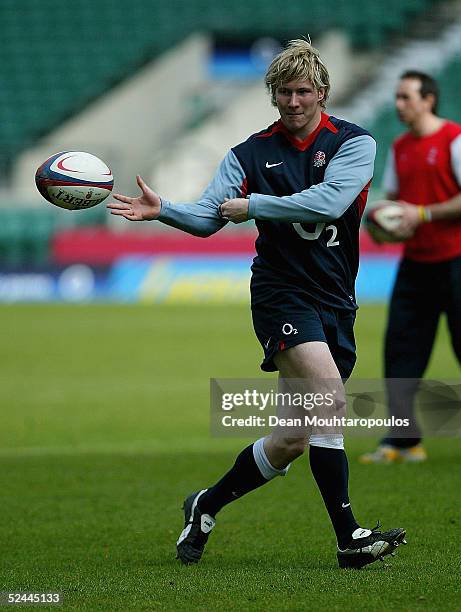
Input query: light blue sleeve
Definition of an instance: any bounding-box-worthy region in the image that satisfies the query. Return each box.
[247,135,376,222]
[157,150,246,237]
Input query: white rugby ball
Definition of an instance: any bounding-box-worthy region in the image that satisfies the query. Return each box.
[365,200,405,243]
[35,151,114,210]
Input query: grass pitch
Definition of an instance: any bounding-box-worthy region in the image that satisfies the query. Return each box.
[1,304,459,611]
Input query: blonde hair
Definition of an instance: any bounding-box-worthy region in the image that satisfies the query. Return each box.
[265,38,330,108]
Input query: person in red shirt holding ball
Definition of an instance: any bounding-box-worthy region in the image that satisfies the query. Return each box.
[361,71,461,463]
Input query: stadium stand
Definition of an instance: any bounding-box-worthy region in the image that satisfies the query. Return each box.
[0,0,441,165]
[0,206,105,267]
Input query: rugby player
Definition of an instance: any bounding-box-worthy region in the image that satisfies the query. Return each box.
[361,71,461,464]
[108,39,407,568]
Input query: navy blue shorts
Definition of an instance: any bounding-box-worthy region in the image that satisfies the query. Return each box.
[251,294,356,379]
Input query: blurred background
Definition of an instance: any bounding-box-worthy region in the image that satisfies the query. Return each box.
[2,7,461,606]
[2,0,461,303]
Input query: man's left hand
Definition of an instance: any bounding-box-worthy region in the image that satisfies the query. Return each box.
[220,198,249,223]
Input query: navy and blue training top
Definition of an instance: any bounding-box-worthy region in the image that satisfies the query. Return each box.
[158,113,375,311]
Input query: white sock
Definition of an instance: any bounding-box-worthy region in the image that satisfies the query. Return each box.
[309,434,344,449]
[253,437,290,480]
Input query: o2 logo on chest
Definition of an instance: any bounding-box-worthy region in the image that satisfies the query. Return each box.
[293,222,339,247]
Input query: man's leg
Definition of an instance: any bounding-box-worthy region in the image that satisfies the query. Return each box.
[360,260,440,462]
[272,341,406,567]
[176,340,352,564]
[271,341,359,549]
[446,256,461,364]
[384,290,440,447]
[176,412,303,565]
[176,341,333,564]
[197,438,290,517]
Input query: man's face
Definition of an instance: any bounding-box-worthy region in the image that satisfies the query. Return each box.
[395,78,433,125]
[275,79,324,139]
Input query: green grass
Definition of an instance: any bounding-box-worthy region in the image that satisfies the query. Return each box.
[1,304,459,611]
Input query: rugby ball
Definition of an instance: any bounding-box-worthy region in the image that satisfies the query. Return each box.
[365,201,404,243]
[35,151,113,210]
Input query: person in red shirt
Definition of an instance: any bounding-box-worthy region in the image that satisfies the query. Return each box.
[361,70,461,463]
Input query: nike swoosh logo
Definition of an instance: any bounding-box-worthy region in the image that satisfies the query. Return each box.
[264,338,271,349]
[342,502,351,508]
[57,156,83,173]
[265,161,283,168]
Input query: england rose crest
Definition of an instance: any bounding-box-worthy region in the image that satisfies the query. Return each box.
[313,151,326,167]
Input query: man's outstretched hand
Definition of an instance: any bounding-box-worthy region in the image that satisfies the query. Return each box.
[107,175,161,221]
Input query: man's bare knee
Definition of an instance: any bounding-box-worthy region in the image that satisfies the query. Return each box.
[271,436,308,461]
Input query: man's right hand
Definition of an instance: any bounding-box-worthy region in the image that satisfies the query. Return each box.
[107,175,161,221]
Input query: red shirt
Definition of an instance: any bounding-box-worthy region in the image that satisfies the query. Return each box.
[385,121,461,262]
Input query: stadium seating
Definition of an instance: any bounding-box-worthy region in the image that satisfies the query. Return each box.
[0,0,440,164]
[0,206,105,267]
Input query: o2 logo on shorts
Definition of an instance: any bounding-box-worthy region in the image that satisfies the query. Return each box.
[282,323,298,335]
